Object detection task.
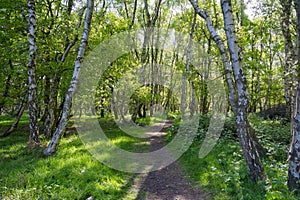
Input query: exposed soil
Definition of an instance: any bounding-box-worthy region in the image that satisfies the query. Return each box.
[125,120,209,200]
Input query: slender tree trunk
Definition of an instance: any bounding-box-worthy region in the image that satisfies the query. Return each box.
[50,75,60,132]
[264,37,274,110]
[190,81,197,117]
[257,32,263,112]
[43,2,84,137]
[42,76,53,137]
[1,100,26,138]
[43,78,55,138]
[221,0,266,181]
[288,0,300,192]
[0,60,13,115]
[280,0,295,118]
[189,0,266,182]
[27,0,40,146]
[110,87,118,120]
[188,0,237,114]
[181,11,196,119]
[288,84,300,192]
[44,0,94,155]
[164,51,177,111]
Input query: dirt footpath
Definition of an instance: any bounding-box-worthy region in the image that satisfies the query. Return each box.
[124,120,209,200]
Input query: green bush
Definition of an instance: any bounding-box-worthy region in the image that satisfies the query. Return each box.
[135,117,151,126]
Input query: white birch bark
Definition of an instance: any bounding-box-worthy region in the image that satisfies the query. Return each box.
[188,0,237,114]
[43,3,85,138]
[221,0,265,181]
[280,0,295,117]
[28,0,40,146]
[44,0,94,155]
[189,0,266,181]
[288,0,300,192]
[288,84,300,192]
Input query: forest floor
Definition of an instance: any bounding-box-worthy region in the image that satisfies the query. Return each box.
[123,120,210,200]
[1,114,296,199]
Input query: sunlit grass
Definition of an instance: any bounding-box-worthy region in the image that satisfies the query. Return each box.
[0,113,29,133]
[167,113,298,199]
[0,134,137,199]
[4,111,294,199]
[0,114,150,199]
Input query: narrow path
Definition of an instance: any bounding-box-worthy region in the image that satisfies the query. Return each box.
[124,120,209,200]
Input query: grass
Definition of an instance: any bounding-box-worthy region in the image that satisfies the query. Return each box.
[0,114,148,200]
[167,113,297,199]
[135,115,168,127]
[1,112,297,199]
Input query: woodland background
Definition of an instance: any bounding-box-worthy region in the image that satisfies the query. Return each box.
[1,0,300,199]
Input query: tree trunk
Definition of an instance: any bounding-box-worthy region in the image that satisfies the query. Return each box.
[190,81,197,117]
[181,10,196,120]
[221,0,266,181]
[43,78,55,138]
[263,30,276,110]
[42,76,54,137]
[188,0,237,114]
[189,0,266,182]
[27,0,40,147]
[288,84,300,192]
[1,100,26,138]
[257,32,263,112]
[0,60,13,115]
[288,0,300,192]
[44,0,94,156]
[43,2,84,137]
[280,0,295,118]
[110,87,118,120]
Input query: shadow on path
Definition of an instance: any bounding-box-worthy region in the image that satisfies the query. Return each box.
[124,120,209,200]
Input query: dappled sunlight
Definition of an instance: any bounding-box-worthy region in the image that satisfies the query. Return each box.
[1,0,299,197]
[0,115,138,199]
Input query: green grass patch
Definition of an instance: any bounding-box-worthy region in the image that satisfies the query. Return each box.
[167,113,297,199]
[0,115,149,199]
[0,113,30,133]
[135,115,169,127]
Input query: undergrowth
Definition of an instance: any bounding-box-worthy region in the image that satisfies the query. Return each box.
[166,113,297,199]
[1,112,296,199]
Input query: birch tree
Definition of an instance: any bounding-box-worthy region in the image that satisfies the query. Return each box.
[1,99,26,138]
[44,0,94,155]
[288,0,300,192]
[221,0,266,181]
[289,86,300,192]
[181,11,196,119]
[189,0,266,182]
[280,0,296,119]
[27,0,40,147]
[42,2,87,138]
